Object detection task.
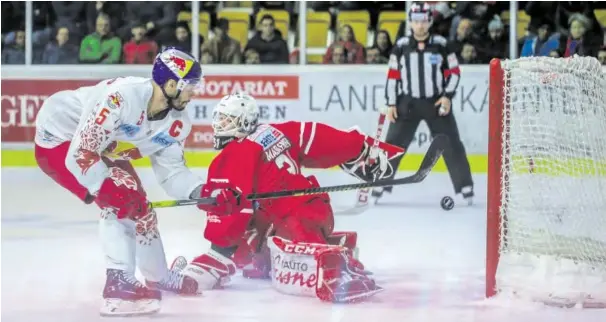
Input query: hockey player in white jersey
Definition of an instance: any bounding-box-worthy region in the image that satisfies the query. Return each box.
[33,47,239,316]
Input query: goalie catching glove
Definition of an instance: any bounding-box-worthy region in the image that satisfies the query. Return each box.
[339,136,404,182]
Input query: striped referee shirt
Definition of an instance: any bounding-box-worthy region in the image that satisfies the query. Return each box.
[385,34,461,105]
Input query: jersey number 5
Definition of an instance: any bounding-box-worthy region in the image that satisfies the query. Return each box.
[275,152,300,175]
[95,108,110,125]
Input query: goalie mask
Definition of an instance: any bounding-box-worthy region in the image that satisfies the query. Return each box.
[212,93,260,150]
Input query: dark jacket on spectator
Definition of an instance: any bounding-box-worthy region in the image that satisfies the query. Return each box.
[524,2,558,34]
[556,33,601,58]
[86,2,124,34]
[201,35,241,64]
[52,2,85,28]
[41,41,79,64]
[161,21,198,55]
[1,45,25,64]
[119,2,176,40]
[244,29,289,64]
[123,39,158,64]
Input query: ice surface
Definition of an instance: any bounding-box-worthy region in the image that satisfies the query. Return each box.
[2,168,605,322]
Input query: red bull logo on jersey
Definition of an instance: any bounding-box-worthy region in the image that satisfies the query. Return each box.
[107,92,124,109]
[167,55,193,78]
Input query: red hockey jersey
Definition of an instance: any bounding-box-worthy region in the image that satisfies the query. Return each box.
[206,121,367,218]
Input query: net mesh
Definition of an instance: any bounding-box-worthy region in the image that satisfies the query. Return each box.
[496,56,606,306]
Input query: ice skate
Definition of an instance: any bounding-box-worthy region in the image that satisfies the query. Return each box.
[100,269,161,317]
[371,186,392,204]
[459,186,474,206]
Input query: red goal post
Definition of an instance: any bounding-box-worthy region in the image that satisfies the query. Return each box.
[486,57,606,308]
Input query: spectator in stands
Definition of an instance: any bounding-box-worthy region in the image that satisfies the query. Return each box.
[373,30,393,61]
[450,18,480,55]
[431,2,455,38]
[245,49,261,64]
[79,13,121,64]
[556,14,601,58]
[459,43,481,64]
[524,2,558,35]
[366,47,387,64]
[323,24,365,64]
[200,48,215,64]
[449,2,502,41]
[41,27,79,64]
[1,29,25,64]
[554,2,603,41]
[119,2,176,44]
[520,18,555,57]
[3,2,55,48]
[598,46,606,65]
[86,2,124,36]
[52,2,85,39]
[161,21,204,56]
[201,18,241,64]
[548,50,560,58]
[122,24,158,64]
[328,44,347,64]
[477,17,507,62]
[289,49,300,64]
[161,21,193,54]
[244,14,289,64]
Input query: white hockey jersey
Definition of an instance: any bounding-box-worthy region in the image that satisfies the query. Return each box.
[34,76,203,199]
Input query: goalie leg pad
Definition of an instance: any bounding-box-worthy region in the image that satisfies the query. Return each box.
[267,236,381,302]
[315,247,383,303]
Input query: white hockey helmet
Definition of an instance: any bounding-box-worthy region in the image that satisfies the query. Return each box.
[211,93,260,149]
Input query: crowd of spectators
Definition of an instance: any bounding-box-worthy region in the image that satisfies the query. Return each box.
[2,1,606,65]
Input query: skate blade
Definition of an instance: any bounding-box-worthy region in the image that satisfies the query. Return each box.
[100,298,160,317]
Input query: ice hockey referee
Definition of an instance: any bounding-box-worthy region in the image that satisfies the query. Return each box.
[373,2,474,205]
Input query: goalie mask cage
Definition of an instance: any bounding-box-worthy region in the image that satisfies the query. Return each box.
[486,57,606,308]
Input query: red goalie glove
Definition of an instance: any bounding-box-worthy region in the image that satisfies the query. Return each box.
[197,180,243,215]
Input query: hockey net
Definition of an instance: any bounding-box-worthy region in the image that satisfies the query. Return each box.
[487,56,606,308]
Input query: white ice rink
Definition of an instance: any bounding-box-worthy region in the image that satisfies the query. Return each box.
[2,168,605,322]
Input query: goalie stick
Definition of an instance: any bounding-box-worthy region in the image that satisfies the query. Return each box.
[150,135,448,209]
[336,111,387,215]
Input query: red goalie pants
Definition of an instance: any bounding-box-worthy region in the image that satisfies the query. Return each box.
[34,142,145,206]
[204,193,335,250]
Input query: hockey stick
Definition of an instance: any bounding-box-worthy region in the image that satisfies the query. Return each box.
[338,112,387,215]
[150,135,448,208]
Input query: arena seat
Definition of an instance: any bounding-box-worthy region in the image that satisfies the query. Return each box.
[307,54,324,64]
[500,10,530,39]
[177,11,211,40]
[223,1,253,8]
[337,10,370,46]
[306,11,331,47]
[255,10,290,40]
[595,9,606,28]
[378,11,406,43]
[217,10,251,48]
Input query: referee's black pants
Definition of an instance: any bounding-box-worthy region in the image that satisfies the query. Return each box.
[383,96,473,194]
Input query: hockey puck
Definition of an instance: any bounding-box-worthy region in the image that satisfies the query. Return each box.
[440,196,455,210]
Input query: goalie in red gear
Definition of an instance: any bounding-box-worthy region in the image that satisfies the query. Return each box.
[173,93,404,303]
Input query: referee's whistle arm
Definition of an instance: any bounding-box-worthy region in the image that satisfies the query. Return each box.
[386,105,398,122]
